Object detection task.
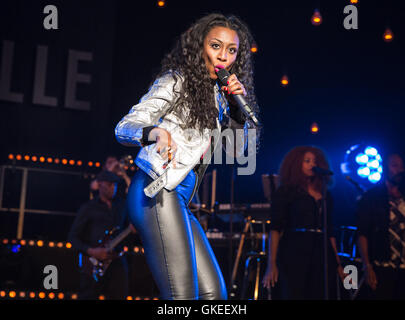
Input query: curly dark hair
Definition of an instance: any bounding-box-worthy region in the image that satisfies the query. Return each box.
[279,146,332,192]
[155,13,259,133]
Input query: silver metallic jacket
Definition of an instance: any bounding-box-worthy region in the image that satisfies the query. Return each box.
[115,72,250,190]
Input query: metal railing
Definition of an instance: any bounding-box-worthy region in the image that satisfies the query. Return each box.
[0,165,90,239]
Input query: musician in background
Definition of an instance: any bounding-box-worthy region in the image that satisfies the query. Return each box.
[357,153,405,299]
[68,170,132,300]
[262,146,344,299]
[90,155,132,199]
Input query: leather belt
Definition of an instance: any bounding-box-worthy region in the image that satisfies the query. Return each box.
[292,228,323,234]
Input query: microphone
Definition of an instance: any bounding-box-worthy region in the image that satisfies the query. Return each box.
[215,68,261,127]
[345,175,365,194]
[312,166,334,176]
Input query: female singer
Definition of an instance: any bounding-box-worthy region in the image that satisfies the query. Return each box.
[263,146,345,299]
[115,13,259,300]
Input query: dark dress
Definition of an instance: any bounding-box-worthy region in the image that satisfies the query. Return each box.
[270,185,338,300]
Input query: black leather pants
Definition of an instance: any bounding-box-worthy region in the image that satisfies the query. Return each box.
[127,169,227,300]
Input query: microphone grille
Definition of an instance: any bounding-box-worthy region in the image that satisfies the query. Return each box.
[216,68,230,86]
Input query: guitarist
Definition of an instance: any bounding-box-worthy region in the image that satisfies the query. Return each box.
[68,170,134,300]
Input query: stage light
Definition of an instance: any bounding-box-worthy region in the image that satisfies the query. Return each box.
[250,44,258,53]
[39,156,45,163]
[28,240,35,246]
[357,166,370,178]
[367,159,380,169]
[57,242,63,248]
[19,292,26,298]
[365,146,378,156]
[2,239,8,244]
[88,161,93,167]
[69,160,75,165]
[0,291,6,298]
[37,240,44,247]
[8,154,14,160]
[62,159,68,165]
[71,293,78,300]
[311,9,322,26]
[368,172,381,183]
[58,293,64,299]
[281,75,289,87]
[11,244,20,253]
[99,295,105,300]
[29,292,36,299]
[54,158,60,164]
[47,157,53,163]
[157,0,165,7]
[311,122,319,134]
[49,242,55,247]
[16,154,22,160]
[39,292,45,299]
[24,155,30,161]
[20,239,26,246]
[32,156,37,162]
[341,144,383,188]
[9,291,16,298]
[355,154,368,165]
[77,160,83,166]
[383,28,394,42]
[95,162,101,167]
[127,296,133,300]
[66,242,72,249]
[350,0,358,3]
[48,292,55,299]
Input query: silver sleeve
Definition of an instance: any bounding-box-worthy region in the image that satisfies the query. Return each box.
[115,72,181,147]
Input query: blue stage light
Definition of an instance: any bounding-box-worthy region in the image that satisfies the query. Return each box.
[368,172,382,183]
[355,154,369,165]
[367,159,380,169]
[365,146,378,156]
[357,166,370,177]
[341,144,383,189]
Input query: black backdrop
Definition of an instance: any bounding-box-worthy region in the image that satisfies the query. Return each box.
[1,0,405,234]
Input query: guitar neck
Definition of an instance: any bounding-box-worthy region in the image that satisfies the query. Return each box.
[106,225,132,251]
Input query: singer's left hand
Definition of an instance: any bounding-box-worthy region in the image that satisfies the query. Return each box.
[221,74,246,97]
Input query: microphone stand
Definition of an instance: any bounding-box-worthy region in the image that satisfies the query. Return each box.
[321,175,329,300]
[228,163,235,293]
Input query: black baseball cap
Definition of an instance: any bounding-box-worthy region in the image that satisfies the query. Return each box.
[96,170,120,183]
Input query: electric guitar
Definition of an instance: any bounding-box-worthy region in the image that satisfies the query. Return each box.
[82,225,132,282]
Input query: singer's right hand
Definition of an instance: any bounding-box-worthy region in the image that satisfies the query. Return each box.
[149,128,177,166]
[221,73,246,96]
